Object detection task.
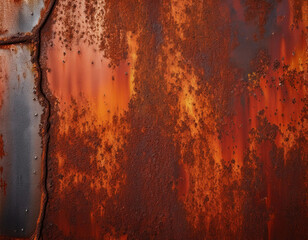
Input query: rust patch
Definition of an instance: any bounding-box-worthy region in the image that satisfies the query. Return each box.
[38,0,308,239]
[0,166,6,195]
[291,0,305,27]
[0,135,4,159]
[243,0,273,37]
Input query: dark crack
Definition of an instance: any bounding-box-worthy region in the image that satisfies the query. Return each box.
[0,1,57,239]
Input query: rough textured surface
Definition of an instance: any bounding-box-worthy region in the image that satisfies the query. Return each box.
[0,0,46,39]
[38,0,308,239]
[0,0,307,239]
[0,1,55,239]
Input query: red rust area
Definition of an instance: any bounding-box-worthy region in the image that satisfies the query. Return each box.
[0,166,6,195]
[243,0,273,37]
[39,0,307,239]
[0,134,5,159]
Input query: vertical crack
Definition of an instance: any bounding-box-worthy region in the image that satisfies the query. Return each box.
[0,0,57,239]
[33,1,57,238]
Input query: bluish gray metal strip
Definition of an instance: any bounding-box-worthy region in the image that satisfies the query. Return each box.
[0,45,43,238]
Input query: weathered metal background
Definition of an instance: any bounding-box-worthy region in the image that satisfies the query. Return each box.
[0,44,43,238]
[0,1,52,239]
[0,0,44,38]
[0,0,54,43]
[0,0,307,239]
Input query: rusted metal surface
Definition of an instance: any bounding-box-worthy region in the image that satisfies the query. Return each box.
[0,0,54,239]
[0,44,43,238]
[38,0,308,239]
[0,0,307,239]
[0,0,44,39]
[0,0,55,44]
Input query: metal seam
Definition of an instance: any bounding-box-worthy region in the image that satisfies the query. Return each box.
[0,0,57,239]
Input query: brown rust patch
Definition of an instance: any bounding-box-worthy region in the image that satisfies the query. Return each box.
[0,166,6,195]
[0,134,5,159]
[243,0,273,37]
[39,0,308,239]
[290,0,306,27]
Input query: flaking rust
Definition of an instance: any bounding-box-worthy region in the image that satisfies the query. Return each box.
[0,0,307,239]
[39,0,307,239]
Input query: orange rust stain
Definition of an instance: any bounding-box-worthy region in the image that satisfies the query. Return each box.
[46,42,131,123]
[177,163,189,198]
[40,1,135,238]
[39,0,308,239]
[243,0,307,238]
